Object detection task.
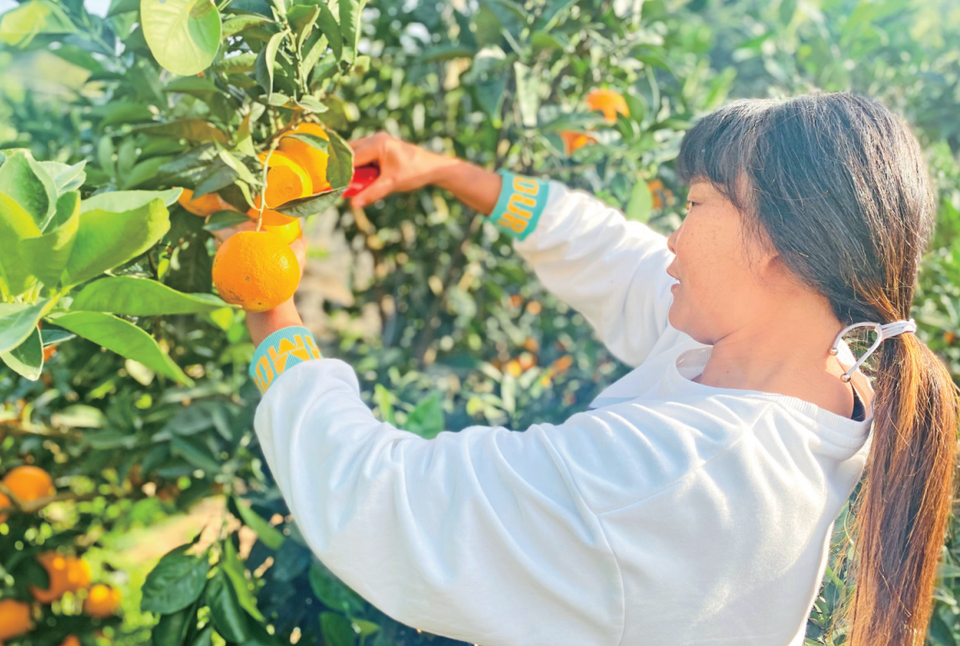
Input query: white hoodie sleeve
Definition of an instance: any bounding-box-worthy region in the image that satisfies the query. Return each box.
[252,353,624,646]
[489,171,677,367]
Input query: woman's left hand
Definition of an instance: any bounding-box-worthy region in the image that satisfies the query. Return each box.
[211,217,308,345]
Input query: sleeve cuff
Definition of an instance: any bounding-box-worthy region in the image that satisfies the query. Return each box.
[249,326,322,394]
[488,169,549,241]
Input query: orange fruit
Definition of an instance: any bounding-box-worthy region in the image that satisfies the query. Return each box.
[0,491,10,524]
[585,88,629,123]
[31,552,69,603]
[278,123,331,192]
[65,557,91,591]
[60,636,81,646]
[177,188,237,217]
[83,584,121,618]
[0,598,33,640]
[263,219,302,245]
[3,466,55,502]
[558,130,596,155]
[246,206,297,227]
[212,231,300,312]
[257,151,313,208]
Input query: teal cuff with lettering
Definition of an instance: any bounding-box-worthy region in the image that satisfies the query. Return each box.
[249,326,322,394]
[489,170,548,241]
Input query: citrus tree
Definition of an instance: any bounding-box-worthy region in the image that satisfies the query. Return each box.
[3,0,957,645]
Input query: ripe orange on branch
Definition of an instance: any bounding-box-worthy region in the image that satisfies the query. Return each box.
[258,151,313,208]
[558,130,597,155]
[177,188,236,216]
[212,230,300,312]
[586,88,629,123]
[83,583,122,618]
[30,552,90,603]
[2,466,55,502]
[0,598,33,640]
[278,122,331,192]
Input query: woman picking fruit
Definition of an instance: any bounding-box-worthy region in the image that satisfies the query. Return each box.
[232,94,957,646]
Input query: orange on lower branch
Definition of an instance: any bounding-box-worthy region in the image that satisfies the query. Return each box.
[2,465,55,502]
[278,122,331,192]
[585,88,629,123]
[177,188,237,216]
[60,636,81,646]
[558,130,597,155]
[0,491,10,524]
[212,230,300,312]
[30,552,88,603]
[258,151,313,208]
[0,599,33,640]
[83,584,122,618]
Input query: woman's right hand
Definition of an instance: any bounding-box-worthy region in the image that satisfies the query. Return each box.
[348,132,458,208]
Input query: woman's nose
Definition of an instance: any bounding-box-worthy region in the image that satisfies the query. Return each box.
[666,225,680,255]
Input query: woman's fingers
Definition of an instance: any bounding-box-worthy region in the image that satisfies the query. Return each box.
[351,143,381,168]
[351,176,395,208]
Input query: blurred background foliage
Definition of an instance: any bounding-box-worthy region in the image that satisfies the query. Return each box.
[1,0,959,644]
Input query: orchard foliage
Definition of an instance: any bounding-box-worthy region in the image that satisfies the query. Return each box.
[1,0,959,645]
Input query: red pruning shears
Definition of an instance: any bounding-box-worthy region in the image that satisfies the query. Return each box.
[343,164,380,198]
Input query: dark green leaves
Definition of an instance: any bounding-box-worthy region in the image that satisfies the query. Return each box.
[71,276,227,316]
[321,612,356,646]
[141,0,223,76]
[207,570,250,642]
[141,545,211,614]
[308,562,365,617]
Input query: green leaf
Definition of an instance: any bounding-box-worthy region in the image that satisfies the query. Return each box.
[207,570,250,642]
[141,0,223,76]
[338,0,363,65]
[214,51,259,74]
[189,626,214,646]
[0,191,42,296]
[20,191,81,286]
[123,155,176,190]
[0,0,75,47]
[285,133,329,153]
[513,62,539,128]
[170,435,220,472]
[107,0,140,16]
[81,188,182,213]
[232,497,285,550]
[352,620,380,639]
[48,311,193,385]
[221,14,271,37]
[40,160,87,193]
[311,1,341,60]
[164,76,221,94]
[0,325,43,381]
[62,198,171,287]
[373,384,395,425]
[0,149,57,229]
[309,562,366,616]
[141,544,211,614]
[203,210,251,231]
[625,178,653,223]
[324,130,354,189]
[0,301,49,354]
[221,537,266,622]
[165,233,213,294]
[274,188,345,219]
[403,393,444,440]
[255,30,286,94]
[134,119,230,145]
[153,605,198,646]
[71,276,227,316]
[321,612,356,646]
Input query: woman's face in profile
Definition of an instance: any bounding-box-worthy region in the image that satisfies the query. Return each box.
[665,180,778,345]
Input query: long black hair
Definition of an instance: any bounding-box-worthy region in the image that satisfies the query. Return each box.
[676,92,959,645]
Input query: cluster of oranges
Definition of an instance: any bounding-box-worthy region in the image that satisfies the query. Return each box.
[558,88,630,156]
[176,122,334,312]
[0,467,122,644]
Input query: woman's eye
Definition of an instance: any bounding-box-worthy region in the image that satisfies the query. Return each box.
[686,201,698,210]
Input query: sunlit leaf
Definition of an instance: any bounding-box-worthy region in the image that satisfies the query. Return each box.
[71,276,227,315]
[141,0,222,76]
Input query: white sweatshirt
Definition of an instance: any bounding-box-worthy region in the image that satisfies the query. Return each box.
[252,175,874,646]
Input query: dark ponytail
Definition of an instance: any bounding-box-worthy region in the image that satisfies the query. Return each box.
[677,92,960,645]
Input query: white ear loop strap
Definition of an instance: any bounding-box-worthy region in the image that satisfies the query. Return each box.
[829,318,917,383]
